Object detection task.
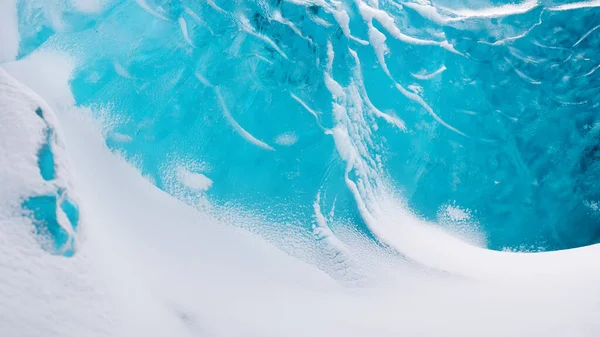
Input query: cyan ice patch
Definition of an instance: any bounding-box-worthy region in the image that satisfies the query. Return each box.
[37,130,56,181]
[21,195,74,256]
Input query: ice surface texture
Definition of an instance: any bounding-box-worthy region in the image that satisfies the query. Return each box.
[10,0,600,252]
[4,2,600,336]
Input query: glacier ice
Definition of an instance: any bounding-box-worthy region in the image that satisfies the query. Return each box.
[2,0,600,336]
[9,0,600,250]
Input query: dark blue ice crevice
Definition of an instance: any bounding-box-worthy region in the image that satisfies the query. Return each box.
[34,107,44,118]
[21,106,79,256]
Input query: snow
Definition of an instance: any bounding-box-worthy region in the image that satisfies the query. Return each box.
[0,0,19,62]
[176,167,213,191]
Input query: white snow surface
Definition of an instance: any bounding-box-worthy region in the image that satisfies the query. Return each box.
[176,167,213,191]
[0,0,19,62]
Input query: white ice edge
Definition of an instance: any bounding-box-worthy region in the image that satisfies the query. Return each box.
[406,0,600,26]
[439,0,540,19]
[368,195,600,281]
[215,86,275,151]
[411,65,447,80]
[549,0,600,11]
